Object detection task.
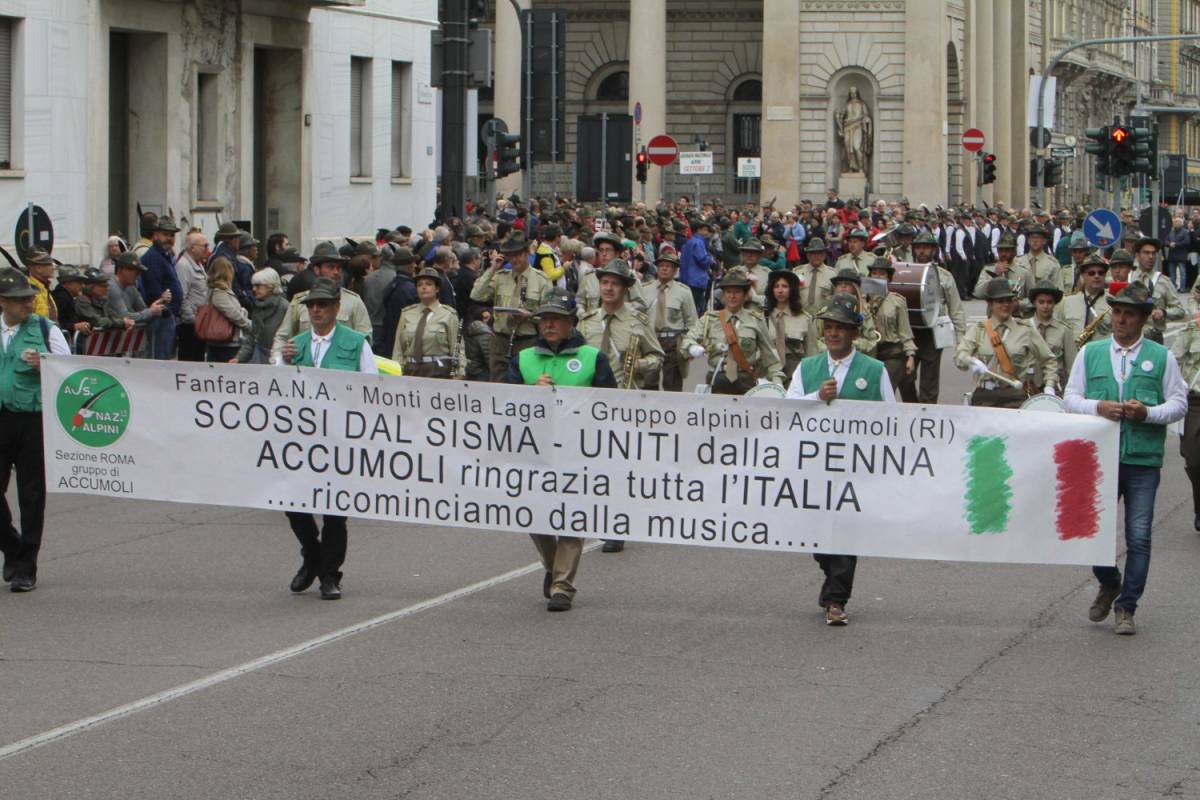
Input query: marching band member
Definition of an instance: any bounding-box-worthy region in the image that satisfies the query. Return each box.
[955,278,1057,408]
[391,268,461,379]
[683,269,785,396]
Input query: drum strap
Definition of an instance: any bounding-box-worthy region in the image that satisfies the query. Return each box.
[985,319,1016,378]
[720,310,753,375]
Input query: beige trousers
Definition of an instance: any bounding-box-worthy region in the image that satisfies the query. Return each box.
[530,534,583,598]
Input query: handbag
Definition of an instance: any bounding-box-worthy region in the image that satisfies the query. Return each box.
[194,290,235,344]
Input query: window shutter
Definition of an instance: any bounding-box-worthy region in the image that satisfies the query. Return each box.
[0,19,13,167]
[350,57,363,177]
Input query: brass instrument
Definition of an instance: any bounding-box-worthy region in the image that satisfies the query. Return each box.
[620,336,641,389]
[1075,309,1110,348]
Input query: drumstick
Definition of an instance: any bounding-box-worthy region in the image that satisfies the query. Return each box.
[982,368,1023,391]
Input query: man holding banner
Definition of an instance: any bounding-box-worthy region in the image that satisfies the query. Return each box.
[279,278,376,600]
[0,268,70,592]
[787,293,895,625]
[507,288,616,611]
[1064,283,1187,635]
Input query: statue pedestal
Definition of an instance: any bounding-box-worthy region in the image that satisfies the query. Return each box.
[838,172,867,203]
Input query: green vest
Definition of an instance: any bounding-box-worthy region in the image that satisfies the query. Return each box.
[518,343,599,386]
[798,351,884,400]
[292,323,367,372]
[1083,338,1168,467]
[0,316,49,413]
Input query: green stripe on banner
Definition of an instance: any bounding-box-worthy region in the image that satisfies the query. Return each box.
[963,435,1012,534]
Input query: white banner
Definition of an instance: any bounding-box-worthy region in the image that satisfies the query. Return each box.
[42,357,1120,565]
[678,151,714,175]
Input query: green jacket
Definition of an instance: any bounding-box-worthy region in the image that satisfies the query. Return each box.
[1082,338,1168,467]
[798,351,884,400]
[292,323,367,372]
[0,316,50,412]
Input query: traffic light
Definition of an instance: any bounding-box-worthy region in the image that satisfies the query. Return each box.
[1128,126,1154,176]
[980,152,997,185]
[1109,125,1134,175]
[1145,123,1159,177]
[636,148,648,183]
[1085,126,1111,175]
[495,131,521,178]
[1044,158,1062,187]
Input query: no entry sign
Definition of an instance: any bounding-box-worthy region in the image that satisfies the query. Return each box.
[961,128,986,152]
[647,134,678,167]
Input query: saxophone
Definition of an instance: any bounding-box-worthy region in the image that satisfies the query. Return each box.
[620,336,641,389]
[1075,309,1110,348]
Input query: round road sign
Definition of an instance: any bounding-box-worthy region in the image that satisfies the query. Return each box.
[14,205,53,263]
[961,128,986,152]
[646,134,678,167]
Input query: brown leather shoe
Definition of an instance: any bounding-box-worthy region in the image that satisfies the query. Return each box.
[1114,608,1136,635]
[1088,584,1121,623]
[824,603,848,626]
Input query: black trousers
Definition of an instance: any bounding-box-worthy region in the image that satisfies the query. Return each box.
[0,410,47,578]
[814,553,857,606]
[176,323,206,362]
[285,512,348,581]
[900,329,941,404]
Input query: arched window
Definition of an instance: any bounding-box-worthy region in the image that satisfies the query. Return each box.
[732,79,762,102]
[595,71,629,102]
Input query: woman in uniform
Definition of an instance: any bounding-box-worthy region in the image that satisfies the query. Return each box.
[391,267,461,379]
[1028,279,1076,393]
[682,269,785,395]
[764,270,817,386]
[954,278,1058,408]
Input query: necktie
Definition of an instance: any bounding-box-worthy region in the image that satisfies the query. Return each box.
[656,284,667,330]
[600,314,614,360]
[1118,347,1130,383]
[829,357,844,393]
[806,268,817,310]
[724,315,739,382]
[312,337,324,367]
[411,307,431,360]
[774,311,787,364]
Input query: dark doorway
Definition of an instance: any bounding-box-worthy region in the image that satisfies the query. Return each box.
[253,47,303,256]
[108,32,129,239]
[575,114,632,203]
[733,113,761,198]
[108,30,167,240]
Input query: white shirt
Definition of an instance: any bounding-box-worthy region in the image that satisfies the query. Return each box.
[276,328,376,373]
[1,316,70,355]
[1063,337,1187,425]
[786,349,897,403]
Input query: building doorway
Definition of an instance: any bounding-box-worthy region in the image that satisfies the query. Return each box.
[253,47,302,252]
[108,30,168,240]
[576,114,632,203]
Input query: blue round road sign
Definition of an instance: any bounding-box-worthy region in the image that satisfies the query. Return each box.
[1083,208,1122,249]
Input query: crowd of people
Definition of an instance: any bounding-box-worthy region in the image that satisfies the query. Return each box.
[0,191,1195,633]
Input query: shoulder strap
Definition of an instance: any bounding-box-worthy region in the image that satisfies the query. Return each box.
[719,309,753,374]
[38,316,50,350]
[984,318,1015,377]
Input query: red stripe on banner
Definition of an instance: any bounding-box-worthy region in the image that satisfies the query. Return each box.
[1054,439,1101,540]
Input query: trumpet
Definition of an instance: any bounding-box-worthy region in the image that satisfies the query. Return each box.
[620,337,641,389]
[1075,309,1109,348]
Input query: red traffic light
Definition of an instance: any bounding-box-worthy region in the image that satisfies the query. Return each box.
[983,153,996,164]
[1110,127,1130,144]
[636,151,647,165]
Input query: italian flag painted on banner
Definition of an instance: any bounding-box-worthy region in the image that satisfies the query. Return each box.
[963,436,1101,540]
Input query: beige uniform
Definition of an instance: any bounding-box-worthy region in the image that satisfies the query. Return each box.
[974,263,1035,301]
[791,263,837,316]
[1131,268,1186,337]
[643,279,699,391]
[471,265,552,380]
[891,245,914,262]
[1033,317,1076,387]
[1170,322,1200,477]
[955,317,1058,398]
[1015,250,1062,291]
[744,264,772,309]
[577,304,665,387]
[576,269,647,315]
[834,251,872,276]
[1056,290,1111,345]
[937,265,966,338]
[766,308,818,383]
[391,301,461,378]
[682,307,785,392]
[271,288,372,362]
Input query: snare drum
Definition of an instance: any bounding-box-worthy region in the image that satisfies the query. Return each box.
[889,262,944,329]
[744,382,787,399]
[1019,393,1066,413]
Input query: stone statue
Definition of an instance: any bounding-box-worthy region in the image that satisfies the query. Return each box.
[835,87,872,174]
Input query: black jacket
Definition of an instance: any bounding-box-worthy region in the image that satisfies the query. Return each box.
[379,271,420,354]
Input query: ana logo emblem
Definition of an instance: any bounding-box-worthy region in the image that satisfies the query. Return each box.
[854,377,868,390]
[55,368,131,448]
[566,358,583,373]
[1141,360,1154,372]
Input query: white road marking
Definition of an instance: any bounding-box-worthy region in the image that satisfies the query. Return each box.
[0,544,599,762]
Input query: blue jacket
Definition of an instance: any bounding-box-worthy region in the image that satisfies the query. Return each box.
[679,233,715,289]
[139,244,184,316]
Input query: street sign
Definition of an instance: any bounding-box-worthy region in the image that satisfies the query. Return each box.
[1050,146,1075,159]
[961,128,986,152]
[737,157,761,178]
[1084,208,1122,248]
[678,151,714,175]
[634,102,641,126]
[14,204,53,262]
[647,134,679,166]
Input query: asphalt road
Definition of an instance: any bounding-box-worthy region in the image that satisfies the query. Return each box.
[3,301,1200,799]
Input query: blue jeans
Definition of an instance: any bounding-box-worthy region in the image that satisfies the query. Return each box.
[148,315,176,360]
[1093,463,1161,614]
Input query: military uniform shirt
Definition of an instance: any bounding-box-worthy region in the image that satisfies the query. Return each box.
[869,292,917,354]
[744,264,772,308]
[270,287,372,362]
[392,301,461,371]
[955,317,1058,389]
[577,303,665,376]
[834,252,872,276]
[575,269,647,315]
[1015,250,1062,291]
[767,308,818,370]
[1131,268,1186,335]
[973,263,1034,301]
[682,307,785,385]
[1034,316,1077,381]
[791,263,837,316]
[643,279,698,334]
[1169,321,1200,392]
[1056,290,1111,344]
[470,265,552,336]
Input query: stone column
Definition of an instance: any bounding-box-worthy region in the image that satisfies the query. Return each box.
[992,0,1013,206]
[493,0,530,197]
[969,0,995,206]
[1009,0,1029,207]
[901,0,947,205]
[628,0,666,206]
[760,0,801,207]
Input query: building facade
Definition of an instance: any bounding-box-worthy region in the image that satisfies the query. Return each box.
[0,0,437,267]
[481,0,1200,211]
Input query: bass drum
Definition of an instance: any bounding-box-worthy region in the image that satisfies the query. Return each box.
[888,262,943,329]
